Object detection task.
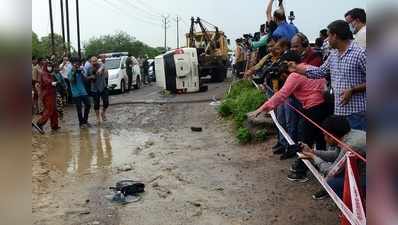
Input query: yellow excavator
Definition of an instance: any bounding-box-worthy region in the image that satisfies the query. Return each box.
[186,17,229,82]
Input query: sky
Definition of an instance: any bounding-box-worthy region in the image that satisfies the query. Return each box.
[32,0,366,50]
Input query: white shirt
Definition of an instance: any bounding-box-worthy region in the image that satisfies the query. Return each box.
[59,62,72,79]
[354,25,366,49]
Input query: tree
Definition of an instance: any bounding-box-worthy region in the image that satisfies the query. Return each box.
[32,32,45,59]
[32,31,75,60]
[40,33,67,58]
[83,31,162,58]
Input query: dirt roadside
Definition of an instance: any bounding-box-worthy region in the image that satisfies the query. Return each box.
[32,82,339,225]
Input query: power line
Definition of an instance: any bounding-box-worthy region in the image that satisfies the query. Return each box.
[114,0,162,21]
[134,0,165,17]
[101,0,162,28]
[103,0,160,25]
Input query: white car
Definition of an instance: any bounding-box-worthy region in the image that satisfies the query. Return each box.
[130,56,142,89]
[105,56,129,93]
[104,56,142,93]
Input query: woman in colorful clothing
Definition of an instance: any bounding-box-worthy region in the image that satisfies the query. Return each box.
[35,61,60,133]
[53,67,67,119]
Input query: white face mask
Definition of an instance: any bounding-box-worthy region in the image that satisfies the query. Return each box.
[47,66,53,72]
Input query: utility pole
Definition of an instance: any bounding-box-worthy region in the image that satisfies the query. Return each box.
[76,0,81,60]
[48,0,55,56]
[162,15,170,51]
[65,0,71,54]
[60,0,66,53]
[176,16,180,48]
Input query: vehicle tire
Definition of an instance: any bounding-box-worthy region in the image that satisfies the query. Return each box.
[134,76,141,89]
[120,80,126,93]
[210,66,227,83]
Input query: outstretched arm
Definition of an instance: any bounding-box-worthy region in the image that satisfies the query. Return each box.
[266,0,274,22]
[278,0,285,15]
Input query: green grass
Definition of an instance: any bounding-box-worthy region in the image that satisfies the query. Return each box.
[237,127,252,144]
[255,129,267,142]
[218,80,267,144]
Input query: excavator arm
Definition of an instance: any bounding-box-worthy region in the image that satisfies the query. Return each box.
[188,17,196,48]
[196,17,221,54]
[196,17,213,46]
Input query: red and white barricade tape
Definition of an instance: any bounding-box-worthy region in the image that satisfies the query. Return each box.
[257,80,367,162]
[341,154,366,225]
[252,81,366,224]
[268,110,366,225]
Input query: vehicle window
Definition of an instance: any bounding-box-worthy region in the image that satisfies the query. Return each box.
[122,57,127,68]
[104,58,121,70]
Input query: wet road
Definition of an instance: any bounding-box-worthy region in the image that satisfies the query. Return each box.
[32,80,339,225]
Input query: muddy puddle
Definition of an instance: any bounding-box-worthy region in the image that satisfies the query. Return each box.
[40,127,160,176]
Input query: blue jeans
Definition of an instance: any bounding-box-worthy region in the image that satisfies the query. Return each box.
[285,97,301,145]
[277,97,301,147]
[327,173,366,199]
[276,103,287,147]
[327,174,345,198]
[346,112,367,131]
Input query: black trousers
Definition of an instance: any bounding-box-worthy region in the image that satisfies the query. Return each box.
[93,89,109,110]
[235,61,246,78]
[74,95,91,126]
[127,72,133,90]
[64,78,73,104]
[294,102,330,174]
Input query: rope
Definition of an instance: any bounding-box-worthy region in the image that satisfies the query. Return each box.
[258,81,367,163]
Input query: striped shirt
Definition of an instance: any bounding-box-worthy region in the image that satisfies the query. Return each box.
[303,41,366,116]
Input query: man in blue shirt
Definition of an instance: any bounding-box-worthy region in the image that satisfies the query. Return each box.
[272,9,299,41]
[68,58,92,128]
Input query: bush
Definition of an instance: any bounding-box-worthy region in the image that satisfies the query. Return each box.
[255,130,267,142]
[237,128,252,144]
[218,99,235,117]
[226,80,254,99]
[218,80,267,143]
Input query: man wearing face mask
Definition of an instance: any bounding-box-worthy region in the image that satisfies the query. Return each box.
[290,33,322,67]
[345,8,366,49]
[35,61,60,133]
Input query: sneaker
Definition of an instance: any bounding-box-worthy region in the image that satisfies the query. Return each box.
[272,142,283,150]
[273,147,285,155]
[290,159,306,173]
[280,149,297,160]
[287,172,309,183]
[33,123,45,134]
[51,126,61,132]
[312,190,329,200]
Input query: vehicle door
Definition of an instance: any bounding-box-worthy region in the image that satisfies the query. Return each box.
[121,57,128,82]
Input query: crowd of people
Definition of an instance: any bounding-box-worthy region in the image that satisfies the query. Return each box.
[236,0,367,201]
[32,53,153,134]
